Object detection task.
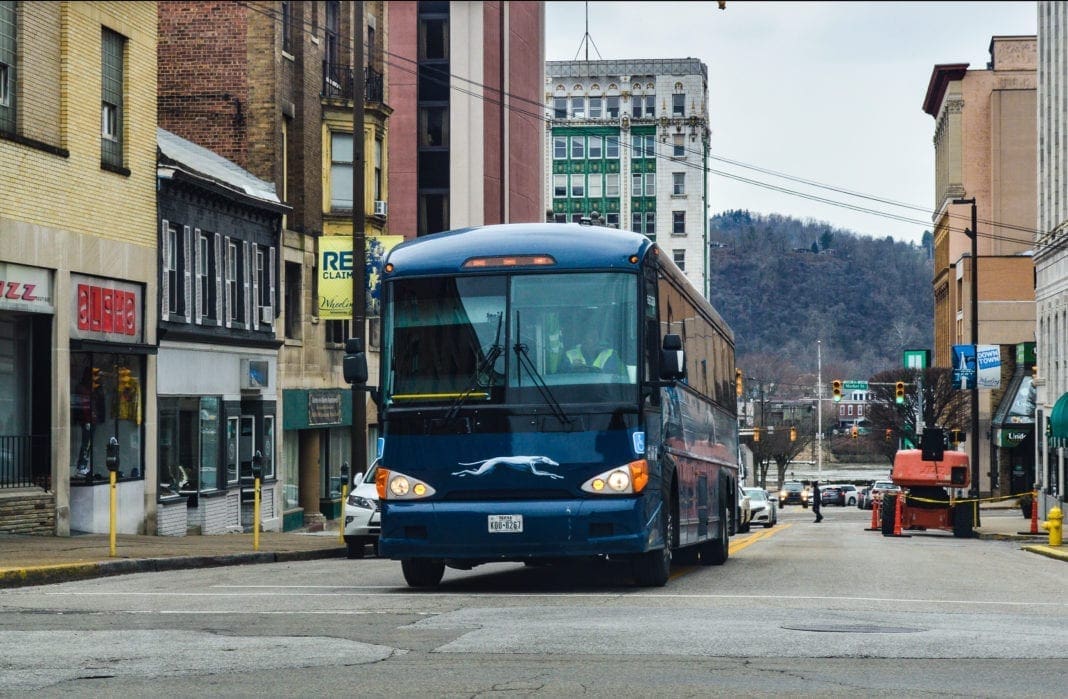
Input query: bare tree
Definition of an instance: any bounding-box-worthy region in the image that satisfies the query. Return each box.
[865,367,969,461]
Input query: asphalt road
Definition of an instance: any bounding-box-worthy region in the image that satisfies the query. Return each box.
[2,506,1065,697]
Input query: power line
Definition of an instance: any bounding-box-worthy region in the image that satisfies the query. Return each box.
[233,1,1045,250]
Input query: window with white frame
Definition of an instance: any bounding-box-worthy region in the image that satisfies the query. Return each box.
[588,173,602,199]
[164,223,184,317]
[571,212,583,223]
[553,97,566,119]
[605,212,619,228]
[605,173,620,197]
[631,134,645,158]
[645,211,655,235]
[553,136,567,159]
[100,28,125,168]
[672,133,685,158]
[570,96,585,119]
[672,172,685,195]
[644,135,655,158]
[631,94,643,118]
[330,132,354,209]
[197,231,216,322]
[588,135,602,159]
[570,173,584,198]
[554,213,566,223]
[672,211,686,235]
[589,96,602,118]
[643,95,655,117]
[631,212,642,233]
[673,249,685,270]
[256,247,269,323]
[606,95,619,118]
[672,93,685,117]
[644,172,655,196]
[553,174,567,198]
[570,135,584,159]
[632,173,644,196]
[605,135,619,158]
[226,240,239,323]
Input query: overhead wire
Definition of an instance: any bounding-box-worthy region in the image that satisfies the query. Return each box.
[235,1,1047,250]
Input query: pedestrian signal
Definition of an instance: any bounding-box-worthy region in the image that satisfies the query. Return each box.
[735,368,744,397]
[895,381,905,404]
[832,379,842,402]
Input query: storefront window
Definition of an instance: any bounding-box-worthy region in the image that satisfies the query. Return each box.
[159,396,221,497]
[283,431,299,509]
[226,417,239,484]
[70,352,143,483]
[263,415,276,479]
[322,427,351,499]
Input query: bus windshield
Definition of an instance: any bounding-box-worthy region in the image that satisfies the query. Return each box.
[384,272,638,405]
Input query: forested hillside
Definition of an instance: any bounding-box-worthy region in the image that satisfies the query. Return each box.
[707,210,934,380]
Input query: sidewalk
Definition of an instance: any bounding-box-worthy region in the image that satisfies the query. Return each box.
[0,525,347,589]
[1,507,1064,589]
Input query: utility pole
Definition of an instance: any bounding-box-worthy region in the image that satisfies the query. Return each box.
[350,2,367,479]
[953,197,980,526]
[817,339,823,480]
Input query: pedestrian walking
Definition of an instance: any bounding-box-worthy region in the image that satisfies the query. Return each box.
[812,480,823,523]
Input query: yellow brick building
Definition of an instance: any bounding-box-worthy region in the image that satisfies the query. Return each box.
[0,2,158,535]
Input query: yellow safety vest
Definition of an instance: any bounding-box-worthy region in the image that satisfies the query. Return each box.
[566,346,616,369]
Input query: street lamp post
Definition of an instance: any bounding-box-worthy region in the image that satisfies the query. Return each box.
[953,197,980,523]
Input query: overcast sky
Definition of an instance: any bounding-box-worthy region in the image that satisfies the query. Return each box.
[544,1,1038,244]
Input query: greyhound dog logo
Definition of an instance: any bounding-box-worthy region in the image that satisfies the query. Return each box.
[452,456,563,479]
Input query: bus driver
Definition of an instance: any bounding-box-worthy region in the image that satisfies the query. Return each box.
[565,324,621,373]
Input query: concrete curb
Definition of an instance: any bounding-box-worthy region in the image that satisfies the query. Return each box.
[1021,544,1068,562]
[0,547,347,590]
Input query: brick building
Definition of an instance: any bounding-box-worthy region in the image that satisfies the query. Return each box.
[158,1,390,530]
[1,1,159,535]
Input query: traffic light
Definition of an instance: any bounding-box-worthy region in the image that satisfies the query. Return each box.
[735,368,744,397]
[851,425,858,439]
[885,428,892,442]
[91,367,102,391]
[832,379,842,402]
[752,427,760,442]
[117,367,132,392]
[789,426,797,442]
[895,381,905,404]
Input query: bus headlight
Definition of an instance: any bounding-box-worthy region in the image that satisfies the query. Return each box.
[376,468,436,500]
[581,459,648,495]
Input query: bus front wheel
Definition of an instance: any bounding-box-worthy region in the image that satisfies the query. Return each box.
[632,505,672,587]
[401,558,445,588]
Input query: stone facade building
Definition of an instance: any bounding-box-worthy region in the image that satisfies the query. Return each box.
[922,35,1038,498]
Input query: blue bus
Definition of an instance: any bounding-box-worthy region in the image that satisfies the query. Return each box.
[348,223,739,587]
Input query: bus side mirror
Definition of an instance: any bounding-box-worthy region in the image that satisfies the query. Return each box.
[660,334,685,380]
[343,337,368,385]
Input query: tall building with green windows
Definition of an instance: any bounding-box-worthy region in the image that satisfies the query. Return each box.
[545,58,711,296]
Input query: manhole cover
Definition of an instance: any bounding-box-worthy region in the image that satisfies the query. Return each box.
[781,624,924,634]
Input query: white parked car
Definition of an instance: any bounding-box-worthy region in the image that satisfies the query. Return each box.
[744,487,777,528]
[343,461,381,558]
[735,484,752,533]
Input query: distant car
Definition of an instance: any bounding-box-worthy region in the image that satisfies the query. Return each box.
[343,461,381,558]
[866,479,900,509]
[744,487,776,528]
[779,481,807,507]
[857,485,872,509]
[736,484,752,533]
[837,484,859,506]
[820,484,842,506]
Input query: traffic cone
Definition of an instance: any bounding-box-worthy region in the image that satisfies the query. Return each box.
[893,493,903,537]
[1031,489,1039,535]
[868,498,879,531]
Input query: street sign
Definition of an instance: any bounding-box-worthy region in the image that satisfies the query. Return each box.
[842,380,868,390]
[903,349,930,370]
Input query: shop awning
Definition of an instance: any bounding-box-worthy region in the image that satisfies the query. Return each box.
[991,368,1034,448]
[1049,392,1068,448]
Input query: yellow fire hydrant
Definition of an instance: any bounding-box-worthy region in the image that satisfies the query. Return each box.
[1041,506,1063,547]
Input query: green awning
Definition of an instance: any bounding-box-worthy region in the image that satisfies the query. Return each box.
[991,369,1034,448]
[1049,392,1068,447]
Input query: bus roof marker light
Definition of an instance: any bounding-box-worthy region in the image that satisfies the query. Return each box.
[461,255,556,269]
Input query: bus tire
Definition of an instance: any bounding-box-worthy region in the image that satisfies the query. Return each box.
[633,505,672,587]
[346,538,365,559]
[401,558,445,588]
[699,493,729,566]
[880,494,897,537]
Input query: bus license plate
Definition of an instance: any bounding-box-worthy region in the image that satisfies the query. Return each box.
[488,514,523,533]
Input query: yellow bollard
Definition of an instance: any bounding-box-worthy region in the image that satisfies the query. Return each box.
[1042,506,1063,547]
[339,483,348,544]
[109,469,117,558]
[253,475,261,552]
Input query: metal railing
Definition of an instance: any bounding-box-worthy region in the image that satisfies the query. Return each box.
[322,63,384,104]
[0,434,50,490]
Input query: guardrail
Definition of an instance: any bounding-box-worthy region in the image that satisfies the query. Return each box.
[0,435,50,490]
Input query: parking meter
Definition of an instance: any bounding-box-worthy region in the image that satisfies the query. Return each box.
[105,437,120,472]
[251,450,264,480]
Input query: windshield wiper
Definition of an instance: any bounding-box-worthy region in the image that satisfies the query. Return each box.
[440,312,503,426]
[513,312,570,426]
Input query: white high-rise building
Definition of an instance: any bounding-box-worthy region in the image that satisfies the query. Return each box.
[544,58,711,296]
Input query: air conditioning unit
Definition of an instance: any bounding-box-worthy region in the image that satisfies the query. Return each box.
[259,306,273,324]
[373,200,388,217]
